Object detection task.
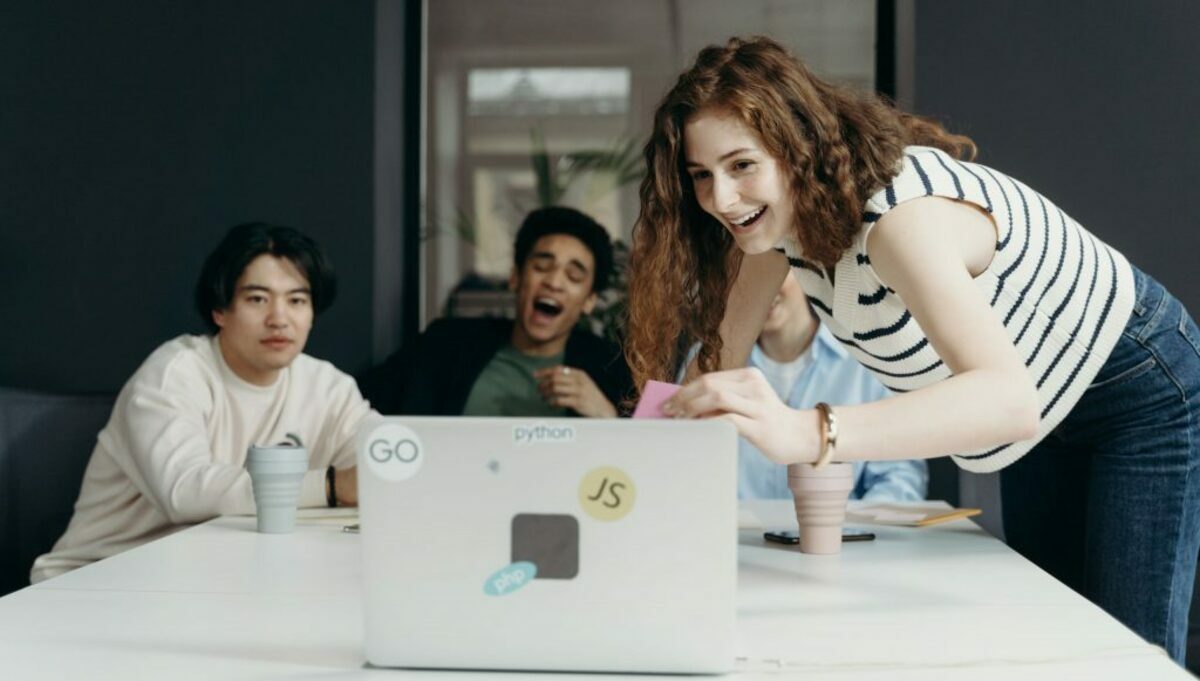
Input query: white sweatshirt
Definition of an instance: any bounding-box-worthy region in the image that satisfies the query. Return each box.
[31,334,374,582]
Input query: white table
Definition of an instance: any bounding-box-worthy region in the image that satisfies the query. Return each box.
[0,502,1187,680]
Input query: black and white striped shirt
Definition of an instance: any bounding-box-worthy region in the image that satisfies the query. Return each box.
[778,146,1134,472]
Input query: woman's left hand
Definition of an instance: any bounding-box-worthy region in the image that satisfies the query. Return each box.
[663,368,820,464]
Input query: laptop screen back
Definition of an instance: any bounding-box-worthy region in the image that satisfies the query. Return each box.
[357,416,738,673]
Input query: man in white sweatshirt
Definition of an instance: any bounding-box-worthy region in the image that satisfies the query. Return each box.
[31,223,375,583]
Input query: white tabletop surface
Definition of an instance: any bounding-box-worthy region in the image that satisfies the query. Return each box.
[0,501,1188,680]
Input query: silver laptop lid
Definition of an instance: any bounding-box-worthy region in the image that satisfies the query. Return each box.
[358,416,738,673]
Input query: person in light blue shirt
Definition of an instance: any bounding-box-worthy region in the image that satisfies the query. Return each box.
[686,272,927,501]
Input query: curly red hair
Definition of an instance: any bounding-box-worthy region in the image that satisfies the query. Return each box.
[626,36,975,398]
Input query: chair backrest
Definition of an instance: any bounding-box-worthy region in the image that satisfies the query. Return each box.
[0,387,115,596]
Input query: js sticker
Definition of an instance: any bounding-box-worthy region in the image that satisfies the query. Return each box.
[362,423,424,482]
[578,467,636,521]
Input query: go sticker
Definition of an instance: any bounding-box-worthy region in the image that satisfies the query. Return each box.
[578,466,636,521]
[362,423,423,482]
[484,561,537,596]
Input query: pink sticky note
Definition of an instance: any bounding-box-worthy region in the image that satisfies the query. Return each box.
[633,380,681,419]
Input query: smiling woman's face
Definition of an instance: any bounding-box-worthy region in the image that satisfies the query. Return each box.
[683,110,794,254]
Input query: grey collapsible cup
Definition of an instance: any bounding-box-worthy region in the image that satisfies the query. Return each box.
[245,444,309,533]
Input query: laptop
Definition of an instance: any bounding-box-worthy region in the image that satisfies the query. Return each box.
[357,416,738,674]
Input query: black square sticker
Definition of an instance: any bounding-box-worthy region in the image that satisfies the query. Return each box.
[511,513,579,579]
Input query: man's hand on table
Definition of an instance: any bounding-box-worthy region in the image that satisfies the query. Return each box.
[334,465,358,507]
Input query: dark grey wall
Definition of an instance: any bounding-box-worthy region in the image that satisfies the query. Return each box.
[912,2,1200,316]
[0,1,376,393]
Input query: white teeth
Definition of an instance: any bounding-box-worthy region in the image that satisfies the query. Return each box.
[536,297,562,309]
[732,207,765,226]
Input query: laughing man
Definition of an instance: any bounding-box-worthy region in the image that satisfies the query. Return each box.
[359,206,632,417]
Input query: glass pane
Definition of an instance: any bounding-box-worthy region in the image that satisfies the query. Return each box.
[467,67,631,117]
[426,0,877,322]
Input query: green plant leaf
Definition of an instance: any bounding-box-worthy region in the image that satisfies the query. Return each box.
[530,127,565,206]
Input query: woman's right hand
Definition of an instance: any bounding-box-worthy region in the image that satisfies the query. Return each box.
[663,367,822,465]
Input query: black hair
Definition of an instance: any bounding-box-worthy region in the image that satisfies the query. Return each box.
[194,222,336,333]
[512,206,614,293]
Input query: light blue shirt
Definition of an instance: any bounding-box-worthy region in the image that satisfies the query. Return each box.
[745,326,927,501]
[681,327,928,501]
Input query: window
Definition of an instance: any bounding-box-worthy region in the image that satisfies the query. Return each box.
[425,0,877,321]
[467,67,630,117]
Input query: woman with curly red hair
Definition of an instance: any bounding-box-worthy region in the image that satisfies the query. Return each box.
[626,36,1200,664]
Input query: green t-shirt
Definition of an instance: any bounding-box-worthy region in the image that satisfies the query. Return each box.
[461,345,569,417]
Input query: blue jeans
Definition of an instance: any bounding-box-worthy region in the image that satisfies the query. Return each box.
[1001,266,1200,664]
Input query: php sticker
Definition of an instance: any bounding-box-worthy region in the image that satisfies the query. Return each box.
[483,561,538,596]
[578,466,636,521]
[362,423,424,482]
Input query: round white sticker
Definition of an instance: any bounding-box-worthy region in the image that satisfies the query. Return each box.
[362,423,424,482]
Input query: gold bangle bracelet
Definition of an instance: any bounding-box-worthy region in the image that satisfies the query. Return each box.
[813,402,838,468]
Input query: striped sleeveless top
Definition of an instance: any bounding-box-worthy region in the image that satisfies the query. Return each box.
[778,145,1134,472]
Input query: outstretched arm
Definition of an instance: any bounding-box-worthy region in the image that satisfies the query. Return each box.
[113,373,324,523]
[668,197,1039,464]
[680,249,790,381]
